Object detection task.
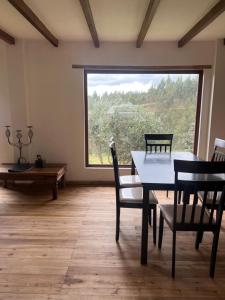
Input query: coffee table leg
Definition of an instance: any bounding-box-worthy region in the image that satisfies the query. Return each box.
[61,175,66,188]
[52,181,58,200]
[141,186,149,264]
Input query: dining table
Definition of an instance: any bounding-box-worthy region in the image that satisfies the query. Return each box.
[131,151,198,265]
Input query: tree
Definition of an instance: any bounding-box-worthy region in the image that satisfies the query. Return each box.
[88,75,199,164]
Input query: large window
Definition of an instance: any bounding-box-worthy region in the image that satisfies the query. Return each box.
[85,69,203,166]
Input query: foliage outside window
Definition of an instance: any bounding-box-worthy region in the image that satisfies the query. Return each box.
[86,71,200,166]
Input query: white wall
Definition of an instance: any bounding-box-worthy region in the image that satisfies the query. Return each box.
[0,40,216,180]
[209,40,225,157]
[0,42,13,162]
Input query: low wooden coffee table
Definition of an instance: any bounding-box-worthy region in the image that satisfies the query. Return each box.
[0,163,67,200]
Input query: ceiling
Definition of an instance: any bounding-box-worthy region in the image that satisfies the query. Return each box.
[0,0,224,43]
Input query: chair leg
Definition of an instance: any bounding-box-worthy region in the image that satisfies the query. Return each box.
[116,206,120,242]
[178,191,182,204]
[153,206,157,244]
[148,208,152,226]
[172,231,176,278]
[158,211,164,249]
[195,230,203,250]
[210,231,220,278]
[166,190,169,197]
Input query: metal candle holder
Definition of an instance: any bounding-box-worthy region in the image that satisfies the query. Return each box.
[5,126,33,165]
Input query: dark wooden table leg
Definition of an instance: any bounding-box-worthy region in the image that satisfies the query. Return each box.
[141,186,149,264]
[131,158,135,175]
[52,181,58,200]
[4,180,8,188]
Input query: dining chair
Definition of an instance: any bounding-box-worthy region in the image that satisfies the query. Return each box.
[144,133,173,153]
[110,137,141,188]
[158,159,225,278]
[199,138,225,205]
[111,136,158,224]
[212,138,225,161]
[109,141,158,244]
[144,133,173,197]
[196,138,225,245]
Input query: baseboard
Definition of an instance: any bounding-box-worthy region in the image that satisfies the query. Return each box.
[0,179,115,188]
[66,180,114,187]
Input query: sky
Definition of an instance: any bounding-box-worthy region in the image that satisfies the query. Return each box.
[87,73,197,96]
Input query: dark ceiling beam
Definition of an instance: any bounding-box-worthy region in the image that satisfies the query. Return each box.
[79,0,100,48]
[0,28,15,45]
[178,0,225,48]
[136,0,160,48]
[8,0,58,47]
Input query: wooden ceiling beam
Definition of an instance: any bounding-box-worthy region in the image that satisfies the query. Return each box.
[79,0,100,48]
[136,0,160,48]
[8,0,58,47]
[0,28,15,45]
[178,0,225,48]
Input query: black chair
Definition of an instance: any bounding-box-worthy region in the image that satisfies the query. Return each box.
[110,136,141,187]
[196,138,225,245]
[144,133,173,197]
[212,138,225,162]
[144,134,173,153]
[198,138,225,207]
[158,160,225,278]
[109,141,158,244]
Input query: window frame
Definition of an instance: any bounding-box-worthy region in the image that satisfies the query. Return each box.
[84,68,203,168]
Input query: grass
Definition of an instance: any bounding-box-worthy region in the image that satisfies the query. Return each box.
[89,153,111,165]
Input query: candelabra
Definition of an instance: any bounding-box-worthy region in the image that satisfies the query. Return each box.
[5,126,33,165]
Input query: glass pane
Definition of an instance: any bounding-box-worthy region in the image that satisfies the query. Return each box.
[87,73,199,165]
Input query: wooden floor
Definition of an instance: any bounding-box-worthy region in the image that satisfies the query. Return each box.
[0,185,225,299]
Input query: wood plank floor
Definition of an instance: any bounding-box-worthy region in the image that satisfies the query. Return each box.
[0,185,225,299]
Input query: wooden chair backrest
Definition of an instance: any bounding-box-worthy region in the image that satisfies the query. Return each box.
[109,140,120,189]
[144,133,173,153]
[212,138,225,162]
[173,160,225,228]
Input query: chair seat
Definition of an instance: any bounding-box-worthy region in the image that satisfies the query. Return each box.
[160,204,214,226]
[120,187,158,205]
[119,175,141,187]
[198,191,222,205]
